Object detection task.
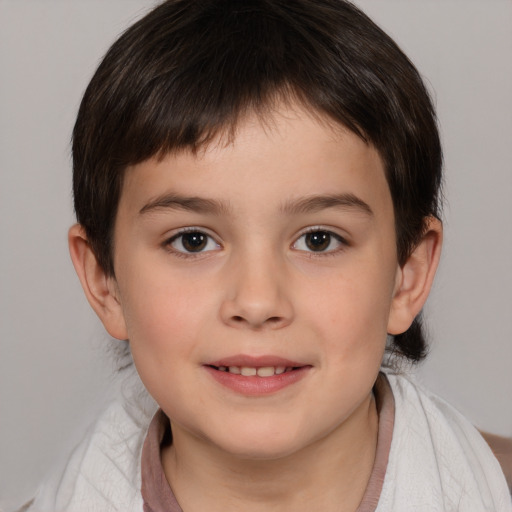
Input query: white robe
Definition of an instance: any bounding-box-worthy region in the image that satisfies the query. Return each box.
[379,372,511,511]
[26,371,512,512]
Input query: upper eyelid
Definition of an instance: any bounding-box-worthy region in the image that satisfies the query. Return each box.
[295,226,349,242]
[166,226,220,241]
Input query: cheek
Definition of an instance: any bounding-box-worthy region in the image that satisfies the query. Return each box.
[302,261,395,354]
[120,277,207,406]
[118,253,209,335]
[117,266,212,368]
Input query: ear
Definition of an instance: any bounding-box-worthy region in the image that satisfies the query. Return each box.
[387,217,443,335]
[68,224,128,340]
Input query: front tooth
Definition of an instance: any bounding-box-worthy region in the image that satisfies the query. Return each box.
[257,367,275,377]
[240,367,257,376]
[229,366,241,374]
[275,366,285,375]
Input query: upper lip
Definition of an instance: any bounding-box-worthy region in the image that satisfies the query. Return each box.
[206,355,308,368]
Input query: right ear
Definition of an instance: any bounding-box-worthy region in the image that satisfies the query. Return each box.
[68,224,128,340]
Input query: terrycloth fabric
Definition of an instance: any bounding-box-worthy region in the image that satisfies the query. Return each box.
[26,371,511,512]
[28,399,150,512]
[379,372,512,511]
[26,371,158,512]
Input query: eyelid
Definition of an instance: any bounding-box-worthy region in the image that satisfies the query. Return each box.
[163,227,222,256]
[296,225,349,242]
[292,226,349,254]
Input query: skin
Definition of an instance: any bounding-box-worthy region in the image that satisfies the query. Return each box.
[69,104,442,511]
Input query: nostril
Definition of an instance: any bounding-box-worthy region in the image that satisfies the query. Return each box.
[230,315,284,326]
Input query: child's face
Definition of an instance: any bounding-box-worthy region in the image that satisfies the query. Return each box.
[110,104,402,459]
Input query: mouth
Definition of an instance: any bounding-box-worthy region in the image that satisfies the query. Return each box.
[204,357,311,395]
[207,365,301,377]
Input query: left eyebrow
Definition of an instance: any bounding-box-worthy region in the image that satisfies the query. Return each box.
[280,193,374,216]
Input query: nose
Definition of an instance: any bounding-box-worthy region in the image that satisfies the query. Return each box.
[219,251,294,330]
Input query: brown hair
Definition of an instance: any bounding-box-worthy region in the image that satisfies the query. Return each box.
[72,0,442,362]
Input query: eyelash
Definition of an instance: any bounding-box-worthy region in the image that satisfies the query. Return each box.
[164,228,221,259]
[163,227,349,258]
[292,227,349,256]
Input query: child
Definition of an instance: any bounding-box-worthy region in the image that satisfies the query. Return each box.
[26,0,511,510]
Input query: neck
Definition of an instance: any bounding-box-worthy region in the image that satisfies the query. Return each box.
[161,393,378,512]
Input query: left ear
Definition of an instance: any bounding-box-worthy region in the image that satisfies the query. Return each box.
[387,217,443,335]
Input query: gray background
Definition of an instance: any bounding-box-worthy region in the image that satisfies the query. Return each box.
[1,0,511,507]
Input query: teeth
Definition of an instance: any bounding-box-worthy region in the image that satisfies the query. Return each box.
[218,366,294,377]
[257,366,275,377]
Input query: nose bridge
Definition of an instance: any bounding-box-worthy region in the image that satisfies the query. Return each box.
[220,242,293,329]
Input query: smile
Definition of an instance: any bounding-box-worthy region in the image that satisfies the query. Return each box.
[204,358,311,395]
[211,365,296,377]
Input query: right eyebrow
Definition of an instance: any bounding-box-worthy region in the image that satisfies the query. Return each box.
[139,193,232,216]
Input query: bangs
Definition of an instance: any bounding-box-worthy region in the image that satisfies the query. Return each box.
[75,0,369,169]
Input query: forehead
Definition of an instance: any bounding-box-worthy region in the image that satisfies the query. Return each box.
[119,104,393,223]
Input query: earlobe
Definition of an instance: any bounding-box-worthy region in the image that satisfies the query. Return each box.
[387,217,443,335]
[68,224,128,340]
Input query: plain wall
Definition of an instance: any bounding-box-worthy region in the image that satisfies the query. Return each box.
[1,0,511,506]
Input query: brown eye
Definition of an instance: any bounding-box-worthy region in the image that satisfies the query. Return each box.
[181,232,207,252]
[169,231,219,254]
[293,230,345,253]
[305,231,331,251]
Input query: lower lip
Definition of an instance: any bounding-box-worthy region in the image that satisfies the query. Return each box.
[204,366,311,396]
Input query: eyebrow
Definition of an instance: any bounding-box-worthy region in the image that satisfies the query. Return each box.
[280,193,374,216]
[139,194,232,215]
[139,192,373,217]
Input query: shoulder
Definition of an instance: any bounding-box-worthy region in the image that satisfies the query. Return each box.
[27,388,158,512]
[378,371,512,511]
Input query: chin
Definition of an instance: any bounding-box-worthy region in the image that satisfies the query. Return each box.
[205,423,316,461]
